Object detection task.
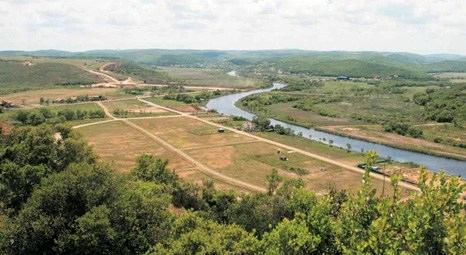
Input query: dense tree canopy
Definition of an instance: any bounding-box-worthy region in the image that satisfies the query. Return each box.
[0,124,464,255]
[0,125,95,214]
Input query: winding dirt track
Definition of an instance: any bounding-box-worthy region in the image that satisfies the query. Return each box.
[84,64,238,91]
[138,97,420,192]
[94,101,266,192]
[76,63,419,193]
[85,64,119,83]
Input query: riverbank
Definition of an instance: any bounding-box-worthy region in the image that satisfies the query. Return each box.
[206,82,466,176]
[237,100,466,162]
[316,125,466,162]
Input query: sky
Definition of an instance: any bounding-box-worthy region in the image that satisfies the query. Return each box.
[1,0,466,55]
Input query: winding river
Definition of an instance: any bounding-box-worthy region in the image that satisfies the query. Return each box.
[206,83,466,177]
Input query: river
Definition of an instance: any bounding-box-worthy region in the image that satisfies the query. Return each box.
[206,82,466,177]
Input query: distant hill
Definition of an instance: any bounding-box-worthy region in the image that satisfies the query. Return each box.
[102,61,172,84]
[269,56,426,78]
[0,59,102,94]
[422,60,466,73]
[1,49,466,78]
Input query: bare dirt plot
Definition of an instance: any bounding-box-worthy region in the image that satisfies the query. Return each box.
[130,116,256,149]
[2,87,123,106]
[102,99,174,118]
[78,121,193,172]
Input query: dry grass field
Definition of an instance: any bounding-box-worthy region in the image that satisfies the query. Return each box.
[186,141,396,194]
[102,99,174,118]
[128,116,401,194]
[77,114,410,195]
[256,132,364,166]
[78,121,193,172]
[1,87,124,106]
[145,97,200,113]
[130,116,256,149]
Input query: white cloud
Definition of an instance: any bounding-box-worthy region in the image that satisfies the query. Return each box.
[0,0,465,54]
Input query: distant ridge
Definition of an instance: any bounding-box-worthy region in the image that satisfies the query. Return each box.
[1,49,466,77]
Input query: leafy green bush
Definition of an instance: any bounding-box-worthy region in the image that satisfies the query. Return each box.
[13,108,105,125]
[383,122,424,138]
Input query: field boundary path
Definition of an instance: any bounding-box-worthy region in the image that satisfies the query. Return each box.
[138,97,420,192]
[73,64,419,193]
[92,99,266,192]
[84,64,120,83]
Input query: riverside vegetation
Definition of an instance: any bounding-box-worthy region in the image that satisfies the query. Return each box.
[238,77,466,158]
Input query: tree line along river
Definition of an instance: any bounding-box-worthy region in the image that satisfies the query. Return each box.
[206,82,466,178]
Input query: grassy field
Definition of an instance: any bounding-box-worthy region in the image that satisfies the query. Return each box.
[78,121,193,172]
[130,117,256,149]
[0,58,103,94]
[145,96,200,113]
[102,99,174,118]
[160,67,263,88]
[266,102,358,127]
[130,116,402,194]
[417,124,466,148]
[187,141,368,193]
[255,132,364,166]
[73,112,411,195]
[1,87,124,106]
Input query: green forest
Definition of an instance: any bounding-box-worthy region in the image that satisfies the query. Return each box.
[0,124,464,254]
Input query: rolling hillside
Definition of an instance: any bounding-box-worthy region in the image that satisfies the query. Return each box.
[2,49,466,79]
[269,56,427,78]
[0,59,102,94]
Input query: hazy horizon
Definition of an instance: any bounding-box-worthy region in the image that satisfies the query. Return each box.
[1,48,465,57]
[1,0,466,55]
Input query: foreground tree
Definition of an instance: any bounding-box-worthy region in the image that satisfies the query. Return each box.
[1,163,171,255]
[149,212,258,255]
[0,125,95,214]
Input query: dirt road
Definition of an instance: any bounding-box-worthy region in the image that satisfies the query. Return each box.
[97,102,116,120]
[94,99,266,192]
[138,98,420,192]
[77,65,419,192]
[85,63,241,90]
[84,64,119,83]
